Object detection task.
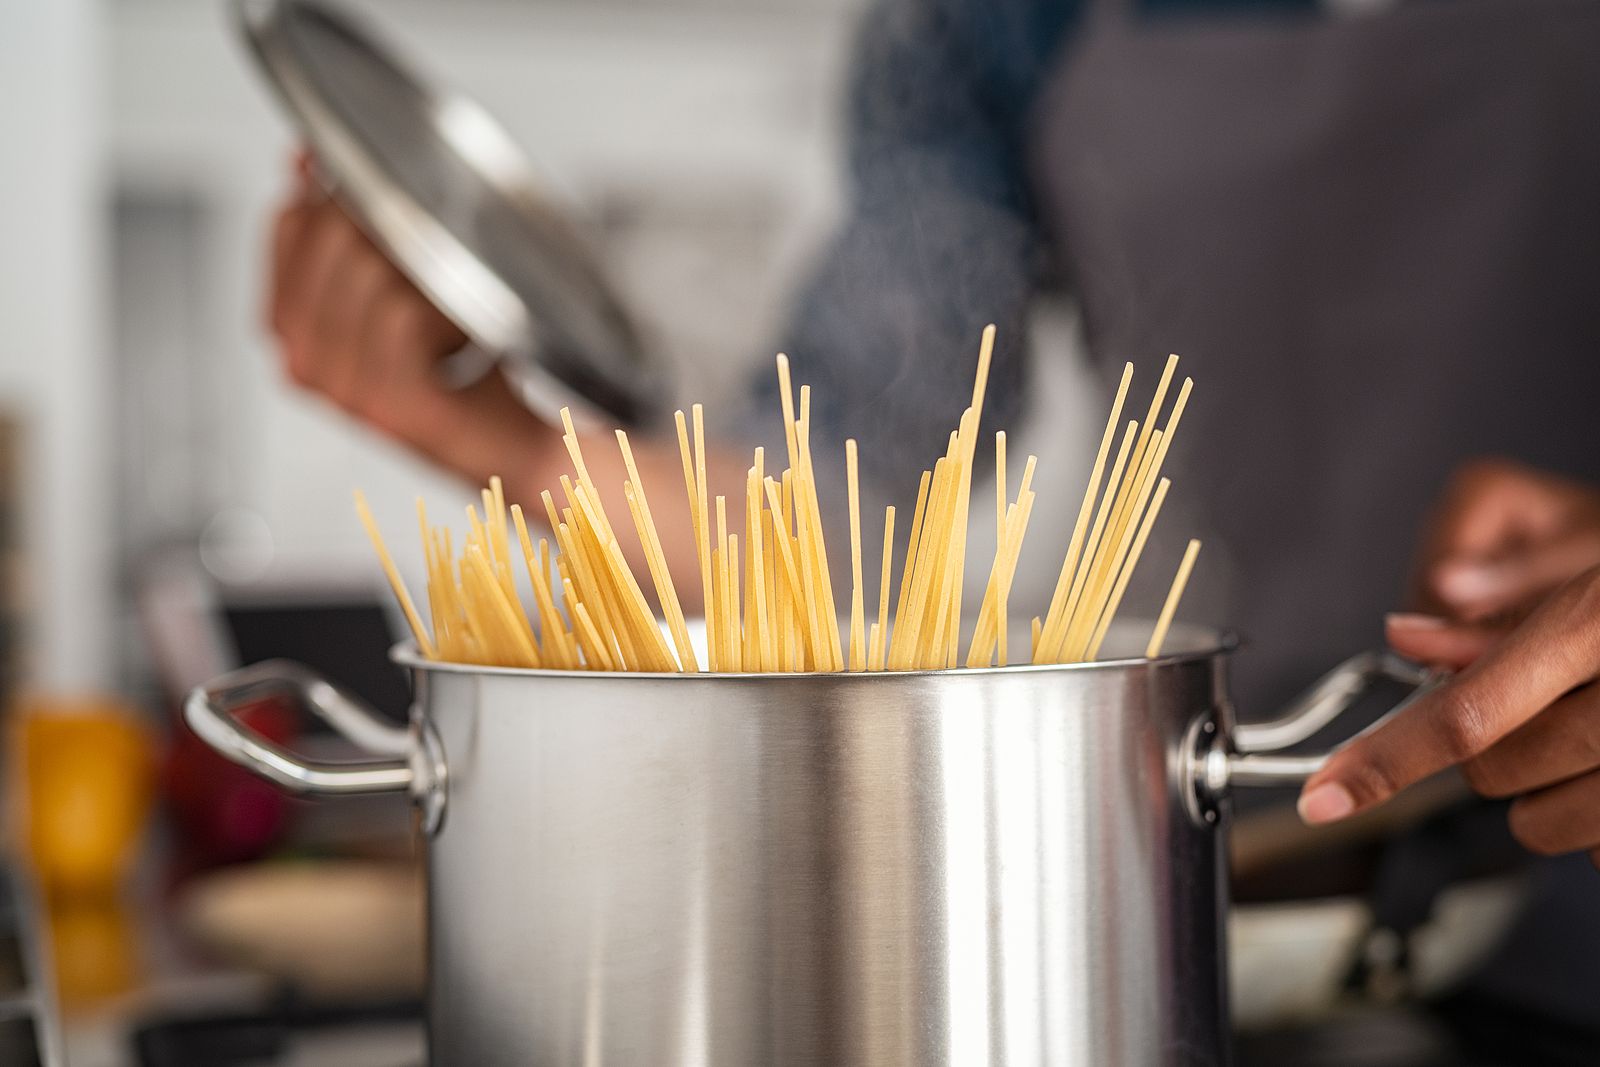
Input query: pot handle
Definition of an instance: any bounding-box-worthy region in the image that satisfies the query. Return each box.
[184,660,445,817]
[1191,651,1447,805]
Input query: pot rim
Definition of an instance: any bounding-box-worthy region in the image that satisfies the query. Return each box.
[390,622,1242,679]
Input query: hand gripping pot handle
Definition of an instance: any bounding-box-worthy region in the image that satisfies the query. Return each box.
[1187,651,1447,822]
[184,659,447,832]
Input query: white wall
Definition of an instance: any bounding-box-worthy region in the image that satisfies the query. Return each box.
[0,1,112,692]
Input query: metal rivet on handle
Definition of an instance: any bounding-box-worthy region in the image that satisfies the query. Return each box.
[411,718,448,836]
[1180,714,1227,829]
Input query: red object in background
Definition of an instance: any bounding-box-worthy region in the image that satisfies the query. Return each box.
[164,696,298,865]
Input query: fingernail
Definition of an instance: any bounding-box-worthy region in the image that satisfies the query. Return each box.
[1385,612,1447,631]
[1436,564,1506,604]
[1298,783,1356,825]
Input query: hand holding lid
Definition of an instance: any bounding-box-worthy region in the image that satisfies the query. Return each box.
[241,0,666,428]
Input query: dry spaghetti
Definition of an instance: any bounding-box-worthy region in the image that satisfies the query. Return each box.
[357,327,1202,672]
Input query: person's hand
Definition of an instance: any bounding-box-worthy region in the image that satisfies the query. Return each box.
[263,151,743,600]
[265,151,567,495]
[1411,458,1600,623]
[1298,566,1600,866]
[270,152,469,436]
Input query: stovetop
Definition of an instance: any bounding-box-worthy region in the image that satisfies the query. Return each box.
[1237,996,1600,1067]
[123,994,1600,1067]
[0,861,64,1067]
[133,998,423,1067]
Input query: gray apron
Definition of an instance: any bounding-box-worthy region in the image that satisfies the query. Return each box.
[1028,0,1600,1021]
[1030,0,1600,710]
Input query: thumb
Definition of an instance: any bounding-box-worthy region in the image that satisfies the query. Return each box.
[291,147,329,205]
[1301,572,1600,826]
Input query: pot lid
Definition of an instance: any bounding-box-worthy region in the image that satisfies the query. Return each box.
[238,0,665,427]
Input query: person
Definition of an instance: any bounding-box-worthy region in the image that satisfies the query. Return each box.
[1304,462,1600,851]
[267,0,1600,1021]
[267,155,746,579]
[1304,462,1600,1024]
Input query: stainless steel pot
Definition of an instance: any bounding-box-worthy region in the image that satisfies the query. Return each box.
[185,623,1436,1067]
